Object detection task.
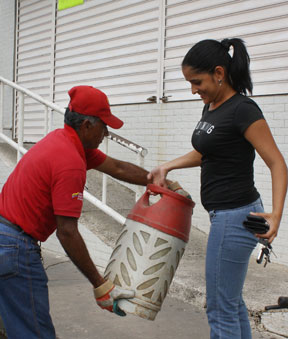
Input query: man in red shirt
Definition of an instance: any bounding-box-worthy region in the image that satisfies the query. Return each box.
[0,86,150,339]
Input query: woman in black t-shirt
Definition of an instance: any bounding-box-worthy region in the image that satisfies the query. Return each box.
[148,38,287,339]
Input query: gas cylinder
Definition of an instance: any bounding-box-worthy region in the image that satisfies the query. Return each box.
[104,183,195,320]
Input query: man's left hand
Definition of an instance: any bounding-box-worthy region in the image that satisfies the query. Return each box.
[94,280,135,316]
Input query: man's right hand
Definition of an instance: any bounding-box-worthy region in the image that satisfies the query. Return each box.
[94,280,135,316]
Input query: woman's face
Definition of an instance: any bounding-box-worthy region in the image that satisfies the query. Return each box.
[182,65,221,105]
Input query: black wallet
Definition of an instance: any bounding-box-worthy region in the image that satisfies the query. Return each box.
[243,215,269,234]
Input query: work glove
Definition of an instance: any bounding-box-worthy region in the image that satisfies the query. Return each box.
[94,280,135,316]
[168,181,192,200]
[243,215,270,234]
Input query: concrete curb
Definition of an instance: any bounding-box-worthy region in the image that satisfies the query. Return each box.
[261,311,288,338]
[42,223,112,273]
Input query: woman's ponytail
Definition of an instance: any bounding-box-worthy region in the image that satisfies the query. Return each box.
[221,38,252,95]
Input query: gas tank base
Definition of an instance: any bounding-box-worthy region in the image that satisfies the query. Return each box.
[118,298,160,321]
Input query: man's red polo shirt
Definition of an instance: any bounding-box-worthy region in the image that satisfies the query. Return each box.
[0,124,106,241]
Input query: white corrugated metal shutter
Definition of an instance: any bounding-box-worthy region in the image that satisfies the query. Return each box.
[53,0,160,109]
[15,0,54,142]
[164,0,288,101]
[14,0,288,137]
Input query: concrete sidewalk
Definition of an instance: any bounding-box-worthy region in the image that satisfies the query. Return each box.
[42,222,287,339]
[42,233,280,339]
[43,244,211,339]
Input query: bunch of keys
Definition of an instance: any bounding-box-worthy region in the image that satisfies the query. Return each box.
[242,214,277,267]
[256,238,277,267]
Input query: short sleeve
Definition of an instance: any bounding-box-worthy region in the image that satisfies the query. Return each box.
[85,149,107,170]
[52,169,86,217]
[234,100,265,134]
[202,104,209,117]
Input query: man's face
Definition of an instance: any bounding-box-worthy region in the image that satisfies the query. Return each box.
[82,119,108,149]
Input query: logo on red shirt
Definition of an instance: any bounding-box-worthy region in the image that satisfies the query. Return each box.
[72,192,83,201]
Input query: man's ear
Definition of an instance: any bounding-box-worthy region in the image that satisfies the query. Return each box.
[81,119,92,131]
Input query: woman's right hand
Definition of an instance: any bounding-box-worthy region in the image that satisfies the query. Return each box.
[147,165,169,187]
[147,150,202,188]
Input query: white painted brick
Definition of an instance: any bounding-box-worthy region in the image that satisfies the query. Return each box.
[262,104,285,113]
[273,96,288,104]
[256,96,275,104]
[274,128,287,136]
[150,116,163,123]
[268,119,285,128]
[274,135,285,143]
[273,112,287,119]
[112,105,126,112]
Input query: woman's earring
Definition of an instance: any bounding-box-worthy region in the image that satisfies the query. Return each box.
[218,79,222,86]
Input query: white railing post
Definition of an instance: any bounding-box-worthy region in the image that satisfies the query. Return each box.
[49,0,57,132]
[44,105,49,135]
[0,82,3,134]
[49,108,53,132]
[102,136,108,204]
[136,153,145,201]
[156,0,166,104]
[17,92,24,161]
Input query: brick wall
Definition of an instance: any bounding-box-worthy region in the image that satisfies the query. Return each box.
[254,95,288,265]
[101,95,288,266]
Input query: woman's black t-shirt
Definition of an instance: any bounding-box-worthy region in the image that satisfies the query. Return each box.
[192,93,264,211]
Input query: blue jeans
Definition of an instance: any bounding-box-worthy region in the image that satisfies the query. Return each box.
[206,198,263,339]
[0,222,56,339]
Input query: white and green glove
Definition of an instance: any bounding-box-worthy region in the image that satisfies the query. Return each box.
[94,280,135,316]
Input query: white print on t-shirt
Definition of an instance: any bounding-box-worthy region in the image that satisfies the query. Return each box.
[72,192,83,201]
[195,121,215,134]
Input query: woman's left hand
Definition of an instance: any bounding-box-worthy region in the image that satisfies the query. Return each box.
[249,212,280,244]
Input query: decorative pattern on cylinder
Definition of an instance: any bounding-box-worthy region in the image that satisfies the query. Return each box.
[104,219,186,320]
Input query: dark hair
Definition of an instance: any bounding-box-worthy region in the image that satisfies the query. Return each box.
[182,38,253,95]
[64,108,99,130]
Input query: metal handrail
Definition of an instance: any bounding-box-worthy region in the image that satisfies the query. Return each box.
[108,132,148,157]
[0,76,148,225]
[0,76,65,114]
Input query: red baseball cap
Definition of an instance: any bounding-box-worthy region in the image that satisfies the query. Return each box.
[68,86,123,129]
